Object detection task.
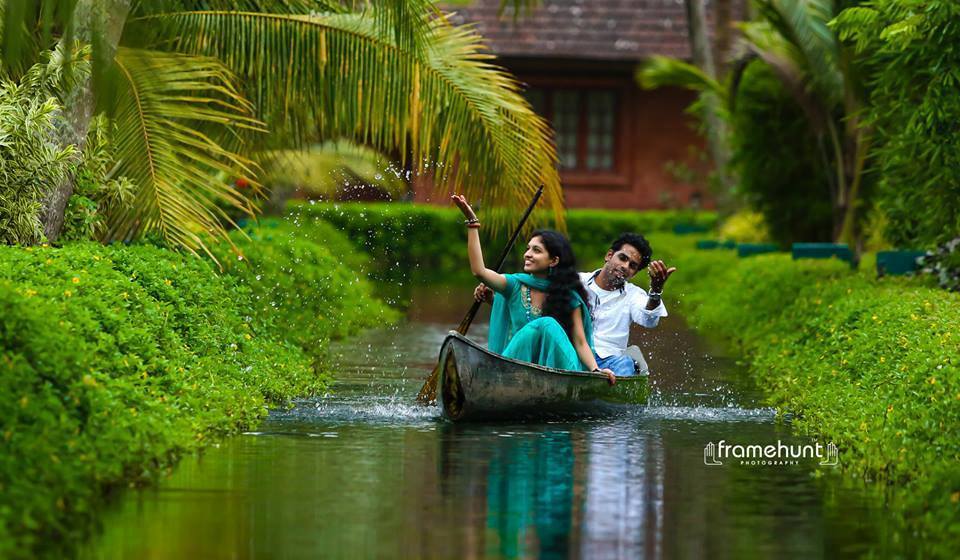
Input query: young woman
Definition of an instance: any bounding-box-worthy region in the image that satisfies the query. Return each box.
[452,195,617,384]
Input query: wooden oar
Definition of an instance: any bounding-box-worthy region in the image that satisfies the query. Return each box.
[415,185,545,405]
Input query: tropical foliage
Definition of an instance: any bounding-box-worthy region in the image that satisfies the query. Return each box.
[297,201,718,280]
[0,216,395,556]
[833,0,960,249]
[0,52,78,245]
[655,233,960,557]
[639,0,871,249]
[730,61,834,244]
[259,141,408,209]
[0,0,563,255]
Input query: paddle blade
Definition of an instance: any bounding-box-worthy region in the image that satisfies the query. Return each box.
[416,361,441,405]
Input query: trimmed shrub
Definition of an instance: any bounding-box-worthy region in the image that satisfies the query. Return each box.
[652,233,960,554]
[0,220,397,556]
[717,209,771,244]
[214,218,401,363]
[292,201,717,278]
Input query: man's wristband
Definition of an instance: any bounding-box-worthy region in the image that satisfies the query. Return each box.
[648,290,662,298]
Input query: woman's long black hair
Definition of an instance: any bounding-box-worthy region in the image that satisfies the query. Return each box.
[530,229,591,336]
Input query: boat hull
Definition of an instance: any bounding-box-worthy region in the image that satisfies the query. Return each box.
[438,332,649,421]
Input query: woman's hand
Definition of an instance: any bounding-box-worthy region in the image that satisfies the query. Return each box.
[451,194,478,221]
[601,368,616,385]
[474,283,494,304]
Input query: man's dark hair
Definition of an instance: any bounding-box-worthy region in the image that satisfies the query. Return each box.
[610,233,652,268]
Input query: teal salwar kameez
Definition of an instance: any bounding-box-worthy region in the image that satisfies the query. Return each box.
[487,274,595,371]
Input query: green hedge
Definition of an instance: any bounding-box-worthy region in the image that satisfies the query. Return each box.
[0,221,396,557]
[651,233,959,554]
[290,202,717,278]
[215,218,400,363]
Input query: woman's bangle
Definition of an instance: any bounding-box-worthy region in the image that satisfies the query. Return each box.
[464,217,479,225]
[592,367,601,373]
[466,222,481,229]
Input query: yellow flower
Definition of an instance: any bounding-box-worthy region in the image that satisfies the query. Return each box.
[952,492,960,504]
[63,290,72,298]
[880,356,886,363]
[244,333,252,340]
[45,258,53,265]
[164,279,172,286]
[72,277,80,284]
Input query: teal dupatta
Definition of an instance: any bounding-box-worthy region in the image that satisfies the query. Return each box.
[487,273,595,370]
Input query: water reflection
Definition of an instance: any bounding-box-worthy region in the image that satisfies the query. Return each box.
[79,283,902,559]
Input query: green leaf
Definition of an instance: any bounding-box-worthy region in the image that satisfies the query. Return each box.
[102,47,265,259]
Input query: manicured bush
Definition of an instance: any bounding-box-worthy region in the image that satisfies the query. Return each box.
[292,201,717,278]
[651,233,959,554]
[0,221,397,557]
[717,209,771,244]
[213,218,401,363]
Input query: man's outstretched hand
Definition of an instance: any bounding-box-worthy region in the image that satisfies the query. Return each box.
[648,260,676,292]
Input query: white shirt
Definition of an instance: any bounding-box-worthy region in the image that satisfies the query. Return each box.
[580,270,668,359]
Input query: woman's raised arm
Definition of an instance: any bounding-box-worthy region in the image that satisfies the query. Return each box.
[451,195,507,291]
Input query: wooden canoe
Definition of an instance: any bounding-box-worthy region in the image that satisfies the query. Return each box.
[437,332,649,422]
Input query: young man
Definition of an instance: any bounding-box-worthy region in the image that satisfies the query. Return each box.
[475,233,676,377]
[578,233,674,376]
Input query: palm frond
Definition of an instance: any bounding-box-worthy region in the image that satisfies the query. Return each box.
[130,9,563,231]
[102,47,265,259]
[752,0,843,105]
[636,55,726,100]
[738,21,830,130]
[258,141,407,199]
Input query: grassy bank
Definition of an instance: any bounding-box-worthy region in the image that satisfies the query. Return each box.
[0,220,397,557]
[650,233,959,554]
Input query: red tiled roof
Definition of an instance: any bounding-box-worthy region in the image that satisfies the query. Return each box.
[444,0,731,62]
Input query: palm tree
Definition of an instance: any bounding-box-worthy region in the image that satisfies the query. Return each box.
[639,0,870,250]
[1,1,563,257]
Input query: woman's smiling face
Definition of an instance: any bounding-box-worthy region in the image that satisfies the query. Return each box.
[523,235,559,274]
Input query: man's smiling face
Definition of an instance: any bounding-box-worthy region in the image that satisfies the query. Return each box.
[601,243,643,289]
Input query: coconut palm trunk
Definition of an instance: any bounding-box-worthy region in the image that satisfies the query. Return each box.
[40,0,132,242]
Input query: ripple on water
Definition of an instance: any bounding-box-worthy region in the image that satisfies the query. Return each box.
[267,395,442,427]
[639,405,777,422]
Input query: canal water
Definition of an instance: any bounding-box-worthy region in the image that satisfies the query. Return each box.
[80,283,903,559]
